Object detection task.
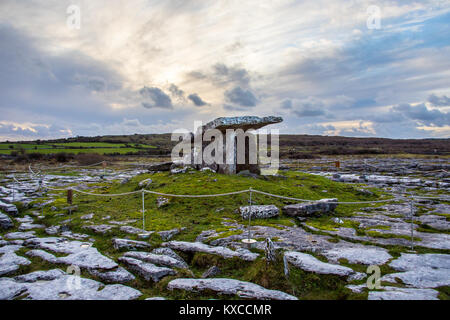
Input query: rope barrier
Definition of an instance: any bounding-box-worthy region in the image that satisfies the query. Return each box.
[18,164,450,203]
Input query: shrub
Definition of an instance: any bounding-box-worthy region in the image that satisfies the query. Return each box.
[75,153,106,165]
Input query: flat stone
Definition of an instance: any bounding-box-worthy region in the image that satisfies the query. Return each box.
[120,226,153,236]
[239,205,279,219]
[80,213,94,220]
[119,256,175,282]
[112,238,152,251]
[167,278,297,300]
[21,275,141,300]
[145,296,167,300]
[380,253,450,288]
[123,251,188,269]
[416,214,449,231]
[18,222,45,231]
[152,247,186,264]
[0,246,31,276]
[45,225,61,235]
[15,216,34,223]
[5,231,36,240]
[26,249,59,263]
[0,278,27,299]
[201,116,283,131]
[109,219,137,226]
[284,251,354,276]
[322,247,392,265]
[24,237,117,270]
[88,267,135,284]
[83,224,115,234]
[14,269,66,282]
[163,241,259,261]
[368,287,439,300]
[282,199,338,217]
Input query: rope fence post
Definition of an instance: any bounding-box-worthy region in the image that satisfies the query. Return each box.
[248,187,252,241]
[141,189,145,231]
[409,199,415,251]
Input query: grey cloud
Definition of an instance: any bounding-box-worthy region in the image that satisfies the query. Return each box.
[188,93,208,106]
[290,98,326,117]
[212,63,250,87]
[428,94,450,106]
[140,86,173,109]
[224,86,257,107]
[392,103,450,126]
[168,83,185,100]
[186,63,251,88]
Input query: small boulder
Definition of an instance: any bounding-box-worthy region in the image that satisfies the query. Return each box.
[147,162,173,172]
[239,205,279,219]
[0,212,14,230]
[282,198,338,217]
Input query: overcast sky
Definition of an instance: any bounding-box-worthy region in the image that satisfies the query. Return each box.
[1,0,449,141]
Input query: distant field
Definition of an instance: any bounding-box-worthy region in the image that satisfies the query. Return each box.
[0,142,156,155]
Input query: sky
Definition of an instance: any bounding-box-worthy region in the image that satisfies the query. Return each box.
[0,0,450,141]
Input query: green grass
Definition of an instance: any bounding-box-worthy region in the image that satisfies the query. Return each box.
[33,170,385,243]
[0,141,156,155]
[7,169,445,300]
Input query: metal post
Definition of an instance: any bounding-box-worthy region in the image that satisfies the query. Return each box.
[142,189,145,231]
[409,200,414,251]
[248,187,252,241]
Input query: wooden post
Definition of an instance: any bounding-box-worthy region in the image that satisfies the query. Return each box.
[335,161,340,169]
[67,189,73,205]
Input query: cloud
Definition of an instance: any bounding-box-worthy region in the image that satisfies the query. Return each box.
[428,93,450,106]
[187,93,208,107]
[0,1,450,139]
[212,63,250,87]
[290,97,326,117]
[223,104,250,112]
[139,87,173,109]
[224,86,258,107]
[392,103,450,126]
[168,84,185,101]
